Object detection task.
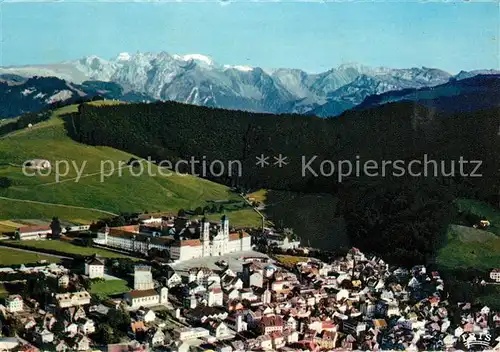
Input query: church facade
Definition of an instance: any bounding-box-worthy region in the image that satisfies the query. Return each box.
[96,215,252,262]
[169,216,252,261]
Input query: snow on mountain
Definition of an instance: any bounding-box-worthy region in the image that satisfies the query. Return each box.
[46,90,73,104]
[177,54,215,66]
[117,52,131,61]
[0,52,496,117]
[224,65,254,72]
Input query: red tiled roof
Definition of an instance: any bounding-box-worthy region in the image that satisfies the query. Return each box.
[260,315,284,327]
[17,225,51,234]
[179,239,201,247]
[110,225,139,234]
[127,289,158,299]
[229,232,249,241]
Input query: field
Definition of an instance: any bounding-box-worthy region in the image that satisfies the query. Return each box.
[455,198,500,235]
[275,254,310,268]
[192,208,263,228]
[0,247,59,265]
[0,220,19,235]
[247,189,268,203]
[90,279,130,296]
[6,240,134,259]
[436,224,500,271]
[0,104,254,226]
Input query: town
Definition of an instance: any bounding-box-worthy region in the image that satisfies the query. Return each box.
[0,214,498,351]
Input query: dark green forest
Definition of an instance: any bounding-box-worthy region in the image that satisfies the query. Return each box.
[67,98,500,267]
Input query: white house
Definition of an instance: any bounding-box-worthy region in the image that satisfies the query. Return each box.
[166,273,182,288]
[175,327,210,341]
[125,287,168,310]
[58,275,70,288]
[5,295,23,313]
[35,328,54,344]
[147,328,165,347]
[137,308,156,323]
[207,321,232,339]
[55,291,91,308]
[15,225,52,240]
[205,288,223,307]
[78,318,95,335]
[65,322,78,336]
[490,269,500,282]
[84,257,105,279]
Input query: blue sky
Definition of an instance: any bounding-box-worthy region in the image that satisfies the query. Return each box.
[0,1,498,73]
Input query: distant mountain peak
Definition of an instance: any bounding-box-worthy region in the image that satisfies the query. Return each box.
[116,52,131,61]
[0,50,497,118]
[174,54,214,66]
[223,64,253,72]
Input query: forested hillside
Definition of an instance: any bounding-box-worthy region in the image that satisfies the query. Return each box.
[69,97,500,266]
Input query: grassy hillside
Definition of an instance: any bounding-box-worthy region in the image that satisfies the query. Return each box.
[436,199,500,271]
[437,224,500,271]
[0,104,252,226]
[6,240,134,258]
[455,198,500,235]
[0,247,59,265]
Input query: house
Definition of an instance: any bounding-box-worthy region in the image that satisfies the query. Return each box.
[5,295,23,313]
[0,338,19,351]
[489,269,500,282]
[250,272,264,288]
[78,318,95,335]
[35,328,54,344]
[206,320,232,339]
[65,306,86,322]
[147,328,165,347]
[175,327,210,341]
[71,335,90,351]
[58,275,70,288]
[55,291,91,308]
[125,287,168,309]
[64,322,78,336]
[206,288,223,307]
[259,316,284,334]
[84,257,105,279]
[137,309,156,323]
[166,273,182,288]
[225,313,247,332]
[14,225,52,240]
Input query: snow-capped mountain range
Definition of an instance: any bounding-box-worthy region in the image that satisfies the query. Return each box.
[0,51,498,118]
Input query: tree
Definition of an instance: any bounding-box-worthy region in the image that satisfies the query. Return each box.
[194,207,204,215]
[107,308,131,332]
[52,318,65,339]
[218,205,224,213]
[0,176,12,189]
[94,324,118,344]
[178,209,186,217]
[81,276,92,291]
[50,217,62,239]
[109,216,126,227]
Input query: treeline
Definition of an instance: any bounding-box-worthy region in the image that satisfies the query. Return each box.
[68,99,500,267]
[0,95,104,137]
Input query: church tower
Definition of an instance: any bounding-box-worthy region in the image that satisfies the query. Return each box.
[200,217,211,257]
[221,215,229,253]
